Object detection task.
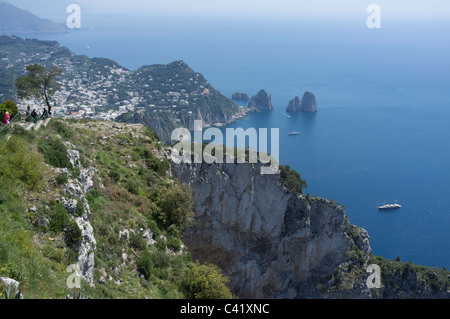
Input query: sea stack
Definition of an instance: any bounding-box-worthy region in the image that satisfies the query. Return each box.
[232,92,250,101]
[300,91,317,113]
[248,89,274,111]
[286,96,302,112]
[286,91,318,113]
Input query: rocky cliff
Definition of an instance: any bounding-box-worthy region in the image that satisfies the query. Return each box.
[286,96,302,113]
[300,91,318,113]
[232,92,250,101]
[248,89,274,111]
[169,154,450,299]
[124,103,249,143]
[286,91,318,113]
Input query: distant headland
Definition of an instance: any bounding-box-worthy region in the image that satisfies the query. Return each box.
[0,2,67,34]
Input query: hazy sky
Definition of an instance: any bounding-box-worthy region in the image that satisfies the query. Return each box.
[6,0,450,21]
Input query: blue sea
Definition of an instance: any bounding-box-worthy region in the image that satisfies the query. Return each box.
[32,13,450,269]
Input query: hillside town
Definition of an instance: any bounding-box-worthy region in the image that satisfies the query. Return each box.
[1,37,228,123]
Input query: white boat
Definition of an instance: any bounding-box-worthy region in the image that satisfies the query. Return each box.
[378,203,402,210]
[288,131,301,136]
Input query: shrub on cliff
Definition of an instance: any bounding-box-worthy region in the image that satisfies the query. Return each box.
[181,262,234,299]
[65,220,82,248]
[136,250,153,280]
[279,164,308,195]
[48,202,70,233]
[155,184,194,231]
[48,120,74,139]
[37,137,72,169]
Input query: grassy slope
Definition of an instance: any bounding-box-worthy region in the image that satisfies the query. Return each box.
[0,119,230,299]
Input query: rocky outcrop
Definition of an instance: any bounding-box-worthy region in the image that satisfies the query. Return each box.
[286,91,318,113]
[300,91,318,113]
[169,155,367,298]
[248,89,274,111]
[62,142,97,286]
[0,277,23,299]
[124,104,249,143]
[169,153,450,299]
[0,277,20,291]
[232,92,250,101]
[286,96,302,112]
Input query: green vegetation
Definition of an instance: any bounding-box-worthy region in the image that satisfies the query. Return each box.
[0,119,234,299]
[54,173,68,185]
[37,137,72,169]
[279,164,308,195]
[181,262,234,299]
[368,255,450,295]
[15,63,62,114]
[325,225,450,296]
[0,135,45,190]
[73,198,84,218]
[0,132,71,298]
[0,99,18,120]
[155,184,194,230]
[136,250,154,280]
[48,120,74,139]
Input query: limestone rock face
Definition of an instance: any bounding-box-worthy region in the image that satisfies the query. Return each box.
[169,154,450,299]
[64,143,97,287]
[0,277,23,299]
[248,89,274,111]
[169,157,373,298]
[62,197,77,214]
[0,277,20,291]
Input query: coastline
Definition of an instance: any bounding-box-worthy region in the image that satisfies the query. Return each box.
[210,106,252,128]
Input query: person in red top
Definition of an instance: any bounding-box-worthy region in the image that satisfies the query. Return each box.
[3,111,10,125]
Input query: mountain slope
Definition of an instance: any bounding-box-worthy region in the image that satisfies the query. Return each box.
[0,3,66,34]
[0,119,234,299]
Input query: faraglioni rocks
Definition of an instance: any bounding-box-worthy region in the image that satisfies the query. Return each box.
[286,96,302,112]
[232,92,250,100]
[300,91,318,112]
[286,91,318,113]
[248,89,274,111]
